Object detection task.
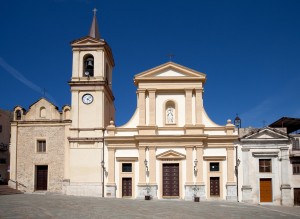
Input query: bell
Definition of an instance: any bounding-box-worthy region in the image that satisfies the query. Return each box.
[87,60,93,67]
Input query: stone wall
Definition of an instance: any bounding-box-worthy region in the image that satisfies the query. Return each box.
[16,125,65,193]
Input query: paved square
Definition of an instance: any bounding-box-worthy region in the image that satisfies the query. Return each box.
[0,194,300,219]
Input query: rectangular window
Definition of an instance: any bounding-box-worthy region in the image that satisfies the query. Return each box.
[293,163,300,175]
[293,138,300,150]
[210,162,219,172]
[0,158,6,164]
[122,163,132,172]
[259,159,272,173]
[37,140,46,153]
[0,125,2,133]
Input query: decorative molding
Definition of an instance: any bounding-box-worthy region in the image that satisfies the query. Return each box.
[156,149,186,160]
[252,151,278,157]
[203,156,226,161]
[116,157,138,161]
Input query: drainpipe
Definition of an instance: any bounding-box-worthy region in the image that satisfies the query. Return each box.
[236,144,239,202]
[102,129,105,198]
[15,121,18,190]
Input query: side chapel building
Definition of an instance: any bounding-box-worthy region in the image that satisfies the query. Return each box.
[9,11,239,201]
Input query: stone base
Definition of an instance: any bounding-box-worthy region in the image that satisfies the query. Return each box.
[63,181,103,197]
[226,183,237,201]
[8,180,17,189]
[106,184,117,198]
[281,184,293,206]
[185,184,206,201]
[137,184,157,199]
[241,185,252,203]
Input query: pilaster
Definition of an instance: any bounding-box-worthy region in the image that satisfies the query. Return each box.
[138,89,146,126]
[138,147,146,185]
[148,89,156,126]
[185,89,193,125]
[149,147,156,184]
[185,146,193,184]
[227,147,235,183]
[195,89,203,125]
[196,147,204,184]
[107,148,115,184]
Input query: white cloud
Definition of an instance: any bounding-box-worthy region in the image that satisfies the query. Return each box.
[0,57,58,106]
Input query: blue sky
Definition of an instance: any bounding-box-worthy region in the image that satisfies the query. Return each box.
[1,0,299,128]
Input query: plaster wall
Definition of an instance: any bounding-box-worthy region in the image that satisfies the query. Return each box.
[69,148,102,182]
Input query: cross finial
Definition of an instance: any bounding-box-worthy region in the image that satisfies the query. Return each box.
[43,88,46,97]
[93,8,97,16]
[167,53,175,61]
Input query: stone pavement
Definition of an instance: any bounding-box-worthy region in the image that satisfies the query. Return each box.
[0,194,300,219]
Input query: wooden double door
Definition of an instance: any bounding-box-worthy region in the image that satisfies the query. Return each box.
[36,165,48,190]
[210,177,220,196]
[163,163,179,197]
[260,178,272,202]
[122,178,132,197]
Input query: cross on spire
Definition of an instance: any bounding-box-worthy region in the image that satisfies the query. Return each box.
[93,8,97,16]
[167,53,175,61]
[89,8,100,39]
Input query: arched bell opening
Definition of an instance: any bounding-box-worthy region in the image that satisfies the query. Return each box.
[83,54,94,77]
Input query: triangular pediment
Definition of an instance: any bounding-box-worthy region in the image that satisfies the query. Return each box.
[71,36,105,46]
[156,150,186,160]
[134,62,206,82]
[243,127,288,140]
[29,98,58,110]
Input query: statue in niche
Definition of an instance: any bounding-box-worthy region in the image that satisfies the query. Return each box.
[166,107,174,123]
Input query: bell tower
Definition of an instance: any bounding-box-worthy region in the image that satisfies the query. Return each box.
[65,9,115,196]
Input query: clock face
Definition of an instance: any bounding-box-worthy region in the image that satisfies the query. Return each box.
[82,94,93,104]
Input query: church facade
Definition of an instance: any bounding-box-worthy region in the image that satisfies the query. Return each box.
[9,12,238,201]
[105,62,238,200]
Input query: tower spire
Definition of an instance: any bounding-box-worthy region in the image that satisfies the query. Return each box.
[89,8,100,39]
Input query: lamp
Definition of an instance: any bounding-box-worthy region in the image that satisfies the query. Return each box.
[101,160,106,172]
[194,159,198,172]
[144,159,149,172]
[234,114,241,129]
[236,159,240,167]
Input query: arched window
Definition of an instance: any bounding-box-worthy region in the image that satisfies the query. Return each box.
[15,110,21,120]
[64,109,70,120]
[40,107,46,118]
[165,101,176,124]
[83,54,94,77]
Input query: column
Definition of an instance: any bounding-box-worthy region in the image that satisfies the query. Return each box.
[226,146,237,201]
[149,147,158,199]
[242,148,250,186]
[196,147,205,199]
[149,147,156,184]
[185,146,194,201]
[107,148,115,184]
[138,89,146,126]
[241,148,252,202]
[280,147,292,206]
[186,147,193,184]
[8,124,17,189]
[195,89,203,125]
[185,89,193,125]
[196,147,204,184]
[137,146,147,199]
[138,147,146,184]
[148,89,156,126]
[227,147,235,183]
[106,147,116,198]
